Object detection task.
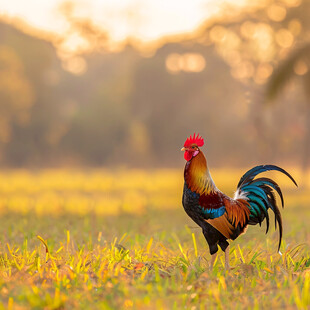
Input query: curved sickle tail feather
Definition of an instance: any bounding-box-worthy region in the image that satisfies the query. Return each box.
[235,165,297,251]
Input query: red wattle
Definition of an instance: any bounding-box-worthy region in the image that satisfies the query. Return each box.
[184,151,193,161]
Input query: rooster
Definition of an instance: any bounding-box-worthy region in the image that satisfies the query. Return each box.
[181,133,297,269]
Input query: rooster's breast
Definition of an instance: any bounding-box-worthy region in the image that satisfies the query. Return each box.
[182,183,204,226]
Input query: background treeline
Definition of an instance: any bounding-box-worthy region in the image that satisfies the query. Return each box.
[0,0,309,168]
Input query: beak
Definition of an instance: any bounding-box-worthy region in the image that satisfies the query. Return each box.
[181,147,186,151]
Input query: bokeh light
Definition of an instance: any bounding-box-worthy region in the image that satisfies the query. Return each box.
[166,53,206,73]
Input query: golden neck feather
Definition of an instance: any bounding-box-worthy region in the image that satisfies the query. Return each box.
[184,151,216,195]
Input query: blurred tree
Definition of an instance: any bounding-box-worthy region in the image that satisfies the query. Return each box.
[266,41,310,172]
[60,46,138,166]
[57,1,110,59]
[0,0,309,168]
[0,45,34,161]
[194,0,310,165]
[0,21,74,166]
[129,42,249,166]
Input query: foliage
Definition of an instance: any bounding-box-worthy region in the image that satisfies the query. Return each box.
[0,169,309,309]
[266,42,310,100]
[0,45,34,148]
[1,1,310,167]
[196,0,310,85]
[265,41,310,172]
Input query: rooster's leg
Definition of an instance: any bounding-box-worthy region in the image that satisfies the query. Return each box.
[225,246,230,270]
[209,253,217,270]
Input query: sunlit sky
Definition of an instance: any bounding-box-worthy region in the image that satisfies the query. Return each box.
[0,0,248,43]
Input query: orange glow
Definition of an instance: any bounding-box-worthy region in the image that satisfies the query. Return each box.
[166,53,205,74]
[294,60,308,76]
[210,26,227,43]
[0,0,306,81]
[275,29,294,48]
[267,4,286,22]
[253,23,273,44]
[165,53,181,73]
[182,53,206,72]
[240,21,256,39]
[230,61,255,80]
[0,0,263,69]
[0,0,234,52]
[59,33,91,54]
[254,63,273,84]
[221,30,240,49]
[282,0,302,7]
[224,50,242,67]
[288,19,302,36]
[62,56,87,75]
[251,23,275,62]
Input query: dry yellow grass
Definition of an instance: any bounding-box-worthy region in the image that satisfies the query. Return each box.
[0,168,309,309]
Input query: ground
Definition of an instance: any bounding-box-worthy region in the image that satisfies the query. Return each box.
[0,169,309,309]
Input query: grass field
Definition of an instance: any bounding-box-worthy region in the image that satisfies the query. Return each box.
[0,168,309,309]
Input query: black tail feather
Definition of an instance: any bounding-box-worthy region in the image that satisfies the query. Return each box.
[237,165,297,251]
[238,165,298,188]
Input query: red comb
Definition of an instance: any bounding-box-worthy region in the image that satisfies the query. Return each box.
[184,133,204,148]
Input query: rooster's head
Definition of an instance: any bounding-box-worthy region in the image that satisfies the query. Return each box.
[181,133,204,161]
